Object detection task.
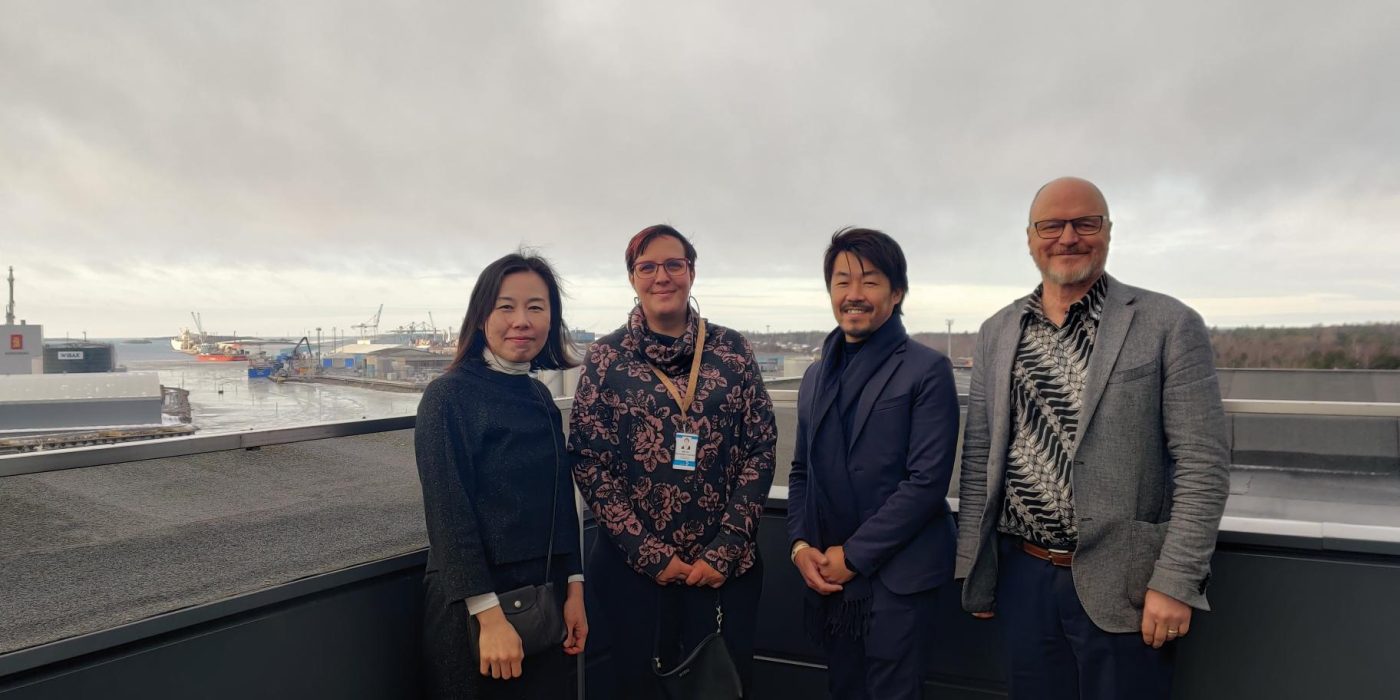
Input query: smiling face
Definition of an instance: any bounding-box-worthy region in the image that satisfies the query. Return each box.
[629,234,695,329]
[829,251,904,342]
[482,270,550,363]
[1028,177,1112,288]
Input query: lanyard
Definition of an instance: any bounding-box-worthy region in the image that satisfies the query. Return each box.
[647,318,707,419]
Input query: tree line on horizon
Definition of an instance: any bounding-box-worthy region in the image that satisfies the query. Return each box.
[1206,323,1400,370]
[747,323,1400,370]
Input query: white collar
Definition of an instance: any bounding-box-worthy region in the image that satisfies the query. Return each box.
[482,347,531,375]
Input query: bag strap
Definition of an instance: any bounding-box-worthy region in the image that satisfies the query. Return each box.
[651,590,724,665]
[530,379,562,585]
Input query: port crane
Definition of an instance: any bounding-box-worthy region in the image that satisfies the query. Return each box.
[285,336,313,363]
[190,312,207,344]
[5,266,15,325]
[353,304,383,338]
[269,337,314,380]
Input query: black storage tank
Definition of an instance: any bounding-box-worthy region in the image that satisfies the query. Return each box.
[43,342,117,373]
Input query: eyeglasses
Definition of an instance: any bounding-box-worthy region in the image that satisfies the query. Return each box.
[631,258,690,278]
[1031,215,1107,239]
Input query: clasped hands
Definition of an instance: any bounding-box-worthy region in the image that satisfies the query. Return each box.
[792,544,855,595]
[656,554,727,587]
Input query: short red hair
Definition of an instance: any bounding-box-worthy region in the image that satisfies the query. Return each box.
[625,225,698,272]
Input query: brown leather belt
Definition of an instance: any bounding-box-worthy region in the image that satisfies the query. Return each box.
[1020,541,1074,567]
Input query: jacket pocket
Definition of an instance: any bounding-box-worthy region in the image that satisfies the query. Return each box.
[871,393,910,413]
[1125,520,1168,608]
[1108,360,1158,384]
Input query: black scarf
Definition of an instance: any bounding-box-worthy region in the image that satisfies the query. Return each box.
[803,315,908,641]
[623,304,702,372]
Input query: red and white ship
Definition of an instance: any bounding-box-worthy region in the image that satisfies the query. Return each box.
[196,349,249,362]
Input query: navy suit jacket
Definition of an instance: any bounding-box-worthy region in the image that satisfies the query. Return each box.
[786,337,962,595]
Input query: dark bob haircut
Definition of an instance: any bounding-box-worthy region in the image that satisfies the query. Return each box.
[624,224,698,273]
[446,251,578,373]
[823,227,909,315]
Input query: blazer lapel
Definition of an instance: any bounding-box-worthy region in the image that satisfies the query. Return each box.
[987,299,1026,485]
[848,344,905,448]
[810,374,841,443]
[807,329,844,450]
[1074,276,1136,456]
[800,372,822,471]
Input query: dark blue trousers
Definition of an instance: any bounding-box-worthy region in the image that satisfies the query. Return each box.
[995,535,1175,700]
[586,535,763,700]
[823,580,936,700]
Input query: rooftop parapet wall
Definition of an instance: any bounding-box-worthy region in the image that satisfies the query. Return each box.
[1,403,1398,668]
[1231,413,1400,474]
[1217,368,1400,402]
[1,410,1398,698]
[0,374,164,432]
[0,373,161,402]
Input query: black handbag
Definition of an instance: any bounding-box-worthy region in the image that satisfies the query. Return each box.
[494,580,565,657]
[652,599,743,700]
[474,382,568,658]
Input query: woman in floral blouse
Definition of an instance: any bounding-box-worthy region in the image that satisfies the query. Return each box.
[569,224,777,698]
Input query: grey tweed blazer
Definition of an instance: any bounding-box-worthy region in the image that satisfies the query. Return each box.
[955,274,1230,633]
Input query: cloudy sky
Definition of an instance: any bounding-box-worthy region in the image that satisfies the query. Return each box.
[3,1,1398,339]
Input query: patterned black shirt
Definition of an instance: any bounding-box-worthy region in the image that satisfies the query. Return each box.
[997,276,1108,549]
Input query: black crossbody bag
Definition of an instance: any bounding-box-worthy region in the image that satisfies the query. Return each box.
[651,596,742,700]
[471,382,567,657]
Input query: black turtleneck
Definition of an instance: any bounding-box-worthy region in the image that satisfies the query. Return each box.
[414,361,582,601]
[840,338,865,371]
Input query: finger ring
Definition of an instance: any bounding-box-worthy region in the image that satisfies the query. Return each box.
[1166,629,1178,636]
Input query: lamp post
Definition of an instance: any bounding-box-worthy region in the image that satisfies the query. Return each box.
[946,319,954,359]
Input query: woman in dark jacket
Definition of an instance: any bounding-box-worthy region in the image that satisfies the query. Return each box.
[416,252,587,699]
[569,225,777,698]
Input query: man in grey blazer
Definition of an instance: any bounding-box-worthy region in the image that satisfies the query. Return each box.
[955,177,1230,700]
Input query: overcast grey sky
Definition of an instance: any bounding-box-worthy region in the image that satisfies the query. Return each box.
[3,1,1398,338]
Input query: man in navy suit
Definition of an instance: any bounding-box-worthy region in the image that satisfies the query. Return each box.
[787,228,962,700]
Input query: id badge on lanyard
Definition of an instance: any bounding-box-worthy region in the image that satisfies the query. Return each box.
[648,319,707,473]
[673,432,699,471]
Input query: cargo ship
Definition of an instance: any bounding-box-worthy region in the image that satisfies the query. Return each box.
[196,346,249,362]
[171,328,241,354]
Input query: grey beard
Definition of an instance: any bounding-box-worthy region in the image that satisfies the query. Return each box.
[1034,251,1103,287]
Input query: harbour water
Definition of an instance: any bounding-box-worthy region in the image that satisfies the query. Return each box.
[115,340,421,434]
[105,339,960,436]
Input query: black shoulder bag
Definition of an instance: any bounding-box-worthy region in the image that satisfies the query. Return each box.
[651,596,743,700]
[471,382,567,657]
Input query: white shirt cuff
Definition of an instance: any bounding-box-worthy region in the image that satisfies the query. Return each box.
[465,592,500,616]
[467,576,583,615]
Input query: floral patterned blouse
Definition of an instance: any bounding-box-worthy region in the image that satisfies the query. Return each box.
[569,306,777,580]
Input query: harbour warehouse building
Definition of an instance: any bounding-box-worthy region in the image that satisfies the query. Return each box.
[0,323,43,375]
[323,342,452,380]
[1,321,169,441]
[1,372,1398,698]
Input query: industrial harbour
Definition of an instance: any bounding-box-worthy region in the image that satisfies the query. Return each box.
[137,353,423,433]
[0,261,443,451]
